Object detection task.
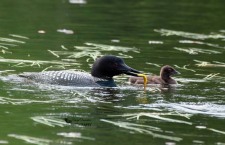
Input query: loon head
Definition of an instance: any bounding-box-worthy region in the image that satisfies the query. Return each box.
[91,55,141,80]
[160,65,180,80]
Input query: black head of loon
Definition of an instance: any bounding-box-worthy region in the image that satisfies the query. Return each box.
[91,55,140,80]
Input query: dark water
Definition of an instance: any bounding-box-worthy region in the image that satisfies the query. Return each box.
[0,0,225,144]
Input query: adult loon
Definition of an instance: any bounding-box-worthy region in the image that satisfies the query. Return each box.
[19,55,142,87]
[129,65,180,85]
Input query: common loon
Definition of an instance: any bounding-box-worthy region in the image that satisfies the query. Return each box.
[129,65,180,85]
[19,55,142,87]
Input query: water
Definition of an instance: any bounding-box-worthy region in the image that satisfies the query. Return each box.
[0,0,225,144]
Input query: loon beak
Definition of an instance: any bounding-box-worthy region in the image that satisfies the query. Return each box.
[118,63,141,76]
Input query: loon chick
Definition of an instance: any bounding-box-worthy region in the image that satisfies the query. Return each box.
[129,65,180,85]
[19,55,141,87]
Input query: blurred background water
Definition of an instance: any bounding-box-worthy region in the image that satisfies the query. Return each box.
[0,0,225,144]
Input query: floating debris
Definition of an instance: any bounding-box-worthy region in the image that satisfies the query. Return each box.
[100,119,183,142]
[174,65,196,72]
[38,30,46,34]
[0,42,17,47]
[194,60,225,68]
[0,70,15,74]
[48,43,138,62]
[174,47,197,54]
[208,128,225,135]
[31,116,69,127]
[196,126,225,135]
[111,39,120,43]
[108,112,192,125]
[61,45,68,50]
[50,50,101,61]
[174,47,221,55]
[165,142,176,145]
[48,50,60,58]
[9,34,29,39]
[203,73,220,80]
[0,37,25,44]
[143,102,225,118]
[175,78,207,83]
[0,45,9,50]
[0,96,63,105]
[69,0,87,4]
[57,29,74,34]
[57,132,95,140]
[0,58,79,68]
[195,126,207,129]
[213,61,225,65]
[145,62,161,67]
[195,73,225,81]
[192,140,205,144]
[0,35,26,54]
[1,49,12,54]
[84,42,138,53]
[0,140,8,144]
[154,29,225,40]
[148,40,163,44]
[8,134,52,145]
[179,40,225,49]
[118,53,134,58]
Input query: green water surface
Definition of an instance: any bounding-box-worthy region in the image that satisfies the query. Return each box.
[0,0,225,145]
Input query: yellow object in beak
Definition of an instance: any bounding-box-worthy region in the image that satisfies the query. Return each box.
[137,74,147,88]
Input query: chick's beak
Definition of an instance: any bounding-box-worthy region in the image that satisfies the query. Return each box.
[173,70,181,75]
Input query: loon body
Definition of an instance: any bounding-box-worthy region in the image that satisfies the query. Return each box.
[19,55,141,87]
[19,71,105,87]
